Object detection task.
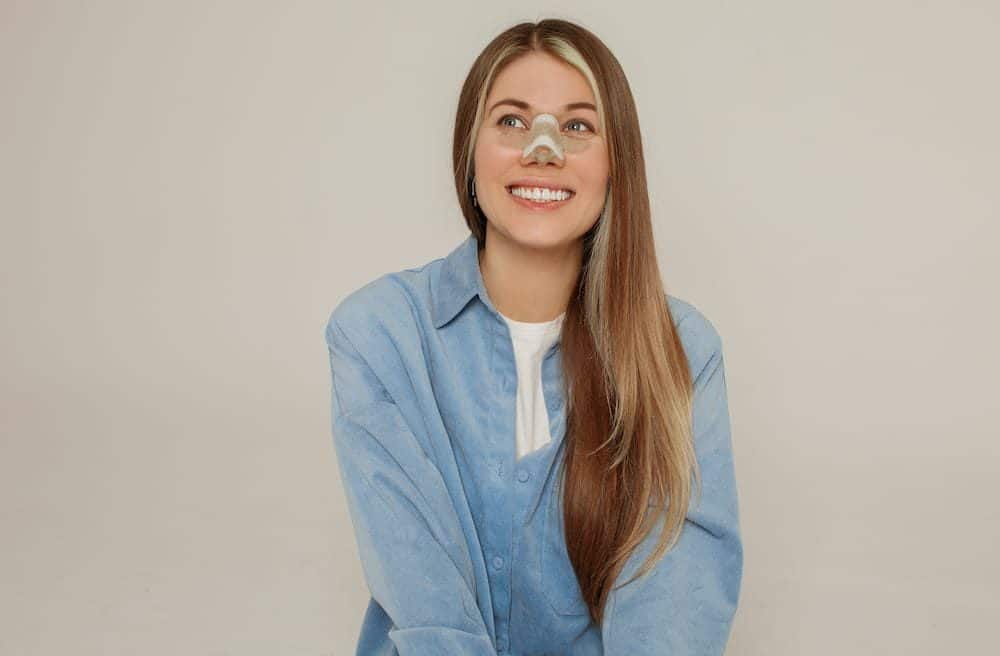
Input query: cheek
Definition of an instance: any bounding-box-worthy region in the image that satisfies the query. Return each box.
[475,132,513,163]
[579,171,609,201]
[474,150,506,184]
[574,147,609,182]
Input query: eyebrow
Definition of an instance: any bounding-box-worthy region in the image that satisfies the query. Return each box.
[487,98,597,115]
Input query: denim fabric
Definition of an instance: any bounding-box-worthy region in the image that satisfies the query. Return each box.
[324,234,742,655]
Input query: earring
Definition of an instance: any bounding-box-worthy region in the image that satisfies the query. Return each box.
[469,175,478,207]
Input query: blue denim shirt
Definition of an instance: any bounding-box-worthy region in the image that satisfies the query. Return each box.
[325,234,742,655]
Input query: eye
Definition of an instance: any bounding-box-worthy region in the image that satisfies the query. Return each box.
[497,114,595,134]
[498,114,527,129]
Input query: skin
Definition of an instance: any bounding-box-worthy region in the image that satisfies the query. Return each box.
[473,50,610,323]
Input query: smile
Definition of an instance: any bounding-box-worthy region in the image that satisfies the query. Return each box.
[505,185,575,210]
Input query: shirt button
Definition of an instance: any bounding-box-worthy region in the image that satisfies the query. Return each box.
[492,556,504,570]
[516,469,530,482]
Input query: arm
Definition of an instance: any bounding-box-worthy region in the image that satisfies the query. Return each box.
[601,323,743,655]
[325,316,497,655]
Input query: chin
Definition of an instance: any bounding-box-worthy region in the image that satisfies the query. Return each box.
[500,224,580,252]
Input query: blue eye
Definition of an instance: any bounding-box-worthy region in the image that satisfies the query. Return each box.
[566,119,593,133]
[498,115,527,129]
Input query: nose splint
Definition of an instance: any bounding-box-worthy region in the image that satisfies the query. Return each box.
[496,113,595,164]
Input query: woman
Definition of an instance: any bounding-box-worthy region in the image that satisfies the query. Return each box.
[325,18,742,655]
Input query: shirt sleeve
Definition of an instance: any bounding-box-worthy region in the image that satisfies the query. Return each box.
[325,316,498,655]
[600,324,743,655]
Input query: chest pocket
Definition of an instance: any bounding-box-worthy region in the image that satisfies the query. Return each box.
[539,484,590,616]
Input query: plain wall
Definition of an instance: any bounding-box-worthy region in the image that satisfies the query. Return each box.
[1,1,997,654]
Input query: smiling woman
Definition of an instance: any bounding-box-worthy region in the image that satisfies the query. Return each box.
[471,51,610,252]
[327,17,742,656]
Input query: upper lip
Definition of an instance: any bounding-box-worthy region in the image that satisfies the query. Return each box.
[506,177,575,193]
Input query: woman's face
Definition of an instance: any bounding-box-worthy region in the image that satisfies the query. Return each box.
[473,51,610,251]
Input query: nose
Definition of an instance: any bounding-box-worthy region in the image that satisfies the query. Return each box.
[520,139,565,167]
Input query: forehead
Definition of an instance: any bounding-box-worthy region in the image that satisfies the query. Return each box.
[486,52,596,112]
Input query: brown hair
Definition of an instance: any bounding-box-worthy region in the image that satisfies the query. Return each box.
[452,19,700,625]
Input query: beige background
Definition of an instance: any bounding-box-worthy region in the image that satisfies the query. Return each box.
[2,1,997,654]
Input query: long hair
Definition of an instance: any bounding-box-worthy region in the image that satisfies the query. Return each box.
[452,19,700,626]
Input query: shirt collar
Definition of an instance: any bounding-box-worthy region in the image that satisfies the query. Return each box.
[432,234,490,328]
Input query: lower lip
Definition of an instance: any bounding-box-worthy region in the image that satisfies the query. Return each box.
[506,187,575,211]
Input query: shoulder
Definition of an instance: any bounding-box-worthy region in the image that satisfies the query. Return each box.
[665,292,724,375]
[324,255,443,351]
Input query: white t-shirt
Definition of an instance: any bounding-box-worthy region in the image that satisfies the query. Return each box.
[498,309,566,461]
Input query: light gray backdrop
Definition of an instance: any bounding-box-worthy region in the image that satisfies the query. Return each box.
[1,1,997,654]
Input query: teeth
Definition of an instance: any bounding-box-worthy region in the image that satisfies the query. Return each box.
[509,186,573,202]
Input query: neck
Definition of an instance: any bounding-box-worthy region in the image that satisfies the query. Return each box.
[478,224,581,322]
